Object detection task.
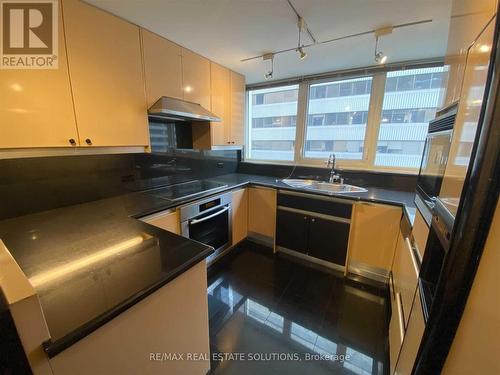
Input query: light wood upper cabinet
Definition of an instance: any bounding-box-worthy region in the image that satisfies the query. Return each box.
[141,29,183,106]
[230,71,245,146]
[0,1,77,149]
[62,0,149,147]
[232,188,248,245]
[181,49,211,109]
[440,0,496,107]
[210,63,231,146]
[348,202,402,271]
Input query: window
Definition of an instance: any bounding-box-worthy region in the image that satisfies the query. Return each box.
[304,77,373,160]
[375,67,446,168]
[247,85,299,161]
[245,64,447,172]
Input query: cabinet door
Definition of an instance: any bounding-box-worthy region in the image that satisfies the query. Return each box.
[348,202,402,271]
[141,29,183,106]
[62,0,148,147]
[394,290,425,375]
[392,230,419,328]
[248,187,276,245]
[210,63,231,145]
[0,1,78,148]
[229,71,245,145]
[308,217,349,266]
[181,49,211,109]
[141,210,179,234]
[231,188,248,244]
[276,209,309,254]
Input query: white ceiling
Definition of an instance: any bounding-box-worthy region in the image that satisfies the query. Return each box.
[85,0,452,84]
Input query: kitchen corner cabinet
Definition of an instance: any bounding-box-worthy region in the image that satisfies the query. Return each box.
[141,29,183,106]
[231,188,248,245]
[248,187,277,246]
[348,202,402,272]
[62,0,149,147]
[181,49,211,109]
[0,1,77,149]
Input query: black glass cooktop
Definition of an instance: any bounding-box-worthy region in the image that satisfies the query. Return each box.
[149,180,227,201]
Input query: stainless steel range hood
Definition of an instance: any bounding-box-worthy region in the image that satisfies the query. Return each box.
[148,96,221,122]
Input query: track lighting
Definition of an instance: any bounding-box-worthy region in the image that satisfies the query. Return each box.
[263,53,274,80]
[375,51,387,64]
[297,46,307,60]
[374,27,392,65]
[295,17,308,60]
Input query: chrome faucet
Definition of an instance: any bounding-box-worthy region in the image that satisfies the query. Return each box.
[326,153,343,184]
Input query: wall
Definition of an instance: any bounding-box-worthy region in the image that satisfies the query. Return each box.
[0,150,240,220]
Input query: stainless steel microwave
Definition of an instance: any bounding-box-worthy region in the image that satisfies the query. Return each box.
[415,103,457,224]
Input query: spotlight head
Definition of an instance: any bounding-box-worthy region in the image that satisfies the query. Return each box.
[375,51,387,64]
[298,47,307,60]
[264,71,273,80]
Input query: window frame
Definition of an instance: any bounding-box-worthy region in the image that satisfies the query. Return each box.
[245,65,445,174]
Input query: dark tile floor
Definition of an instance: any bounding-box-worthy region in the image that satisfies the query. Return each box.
[207,241,390,375]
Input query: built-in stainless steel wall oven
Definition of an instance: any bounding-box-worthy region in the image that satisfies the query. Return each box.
[415,103,457,225]
[180,192,232,265]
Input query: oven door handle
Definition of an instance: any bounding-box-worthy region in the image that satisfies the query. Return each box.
[189,206,229,225]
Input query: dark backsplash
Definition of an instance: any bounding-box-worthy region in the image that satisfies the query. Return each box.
[237,162,417,191]
[0,150,240,220]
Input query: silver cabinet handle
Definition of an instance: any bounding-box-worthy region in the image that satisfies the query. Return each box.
[396,292,405,341]
[190,206,229,225]
[405,237,420,277]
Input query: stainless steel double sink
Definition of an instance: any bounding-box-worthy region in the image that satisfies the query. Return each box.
[281,179,368,194]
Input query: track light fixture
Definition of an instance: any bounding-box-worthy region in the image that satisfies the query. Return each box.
[263,53,274,80]
[374,26,392,64]
[296,17,308,60]
[298,46,307,60]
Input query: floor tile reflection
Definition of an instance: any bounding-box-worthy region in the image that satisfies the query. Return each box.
[208,242,389,375]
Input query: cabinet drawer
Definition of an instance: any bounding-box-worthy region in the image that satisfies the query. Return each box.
[393,233,420,328]
[389,290,405,375]
[277,191,352,219]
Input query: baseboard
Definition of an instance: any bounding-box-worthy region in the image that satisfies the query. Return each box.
[247,232,274,248]
[348,261,390,284]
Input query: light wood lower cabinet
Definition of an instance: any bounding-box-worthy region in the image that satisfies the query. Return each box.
[412,209,430,259]
[140,210,180,234]
[248,187,277,246]
[392,228,419,328]
[348,202,402,273]
[389,284,405,375]
[231,188,248,245]
[394,290,425,375]
[62,0,149,148]
[0,1,77,149]
[49,261,210,375]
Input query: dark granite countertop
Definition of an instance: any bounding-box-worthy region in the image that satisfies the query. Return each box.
[0,172,416,357]
[0,196,213,357]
